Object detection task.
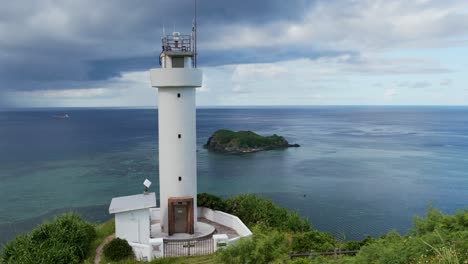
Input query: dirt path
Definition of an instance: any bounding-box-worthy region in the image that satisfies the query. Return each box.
[94,233,115,264]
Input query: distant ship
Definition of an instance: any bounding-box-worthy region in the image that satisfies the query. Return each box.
[52,114,69,119]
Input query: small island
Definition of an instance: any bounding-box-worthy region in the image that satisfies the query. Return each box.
[204,129,300,153]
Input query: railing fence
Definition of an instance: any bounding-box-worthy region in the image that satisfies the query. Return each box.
[289,249,359,260]
[163,237,214,257]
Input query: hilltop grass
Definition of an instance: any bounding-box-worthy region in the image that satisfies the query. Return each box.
[83,219,115,264]
[2,194,466,264]
[106,255,217,264]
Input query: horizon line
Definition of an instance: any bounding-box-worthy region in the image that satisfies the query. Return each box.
[2,104,468,111]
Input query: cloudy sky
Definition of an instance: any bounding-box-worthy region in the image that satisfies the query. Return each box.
[1,0,468,108]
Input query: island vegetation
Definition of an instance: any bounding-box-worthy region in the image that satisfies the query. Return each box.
[1,194,467,264]
[204,129,300,153]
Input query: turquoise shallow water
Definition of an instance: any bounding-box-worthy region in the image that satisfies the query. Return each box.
[0,106,467,245]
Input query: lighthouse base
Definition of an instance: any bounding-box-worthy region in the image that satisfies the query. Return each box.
[150,221,215,240]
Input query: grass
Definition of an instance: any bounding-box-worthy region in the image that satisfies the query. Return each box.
[99,255,217,264]
[83,219,115,264]
[420,231,460,264]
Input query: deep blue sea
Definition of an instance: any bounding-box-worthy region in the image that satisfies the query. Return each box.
[0,107,467,245]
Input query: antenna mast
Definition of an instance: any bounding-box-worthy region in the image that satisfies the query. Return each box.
[194,0,197,68]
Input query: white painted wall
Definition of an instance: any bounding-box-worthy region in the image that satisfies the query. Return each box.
[115,209,151,244]
[158,87,198,232]
[149,238,164,259]
[213,234,229,251]
[150,208,160,221]
[129,242,152,262]
[159,54,194,69]
[198,207,253,238]
[150,68,202,87]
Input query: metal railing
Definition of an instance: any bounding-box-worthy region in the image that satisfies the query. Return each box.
[289,249,359,260]
[163,237,214,257]
[162,35,193,53]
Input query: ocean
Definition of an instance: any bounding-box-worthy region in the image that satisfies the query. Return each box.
[0,106,467,245]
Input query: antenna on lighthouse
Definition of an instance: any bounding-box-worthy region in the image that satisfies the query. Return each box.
[193,0,198,68]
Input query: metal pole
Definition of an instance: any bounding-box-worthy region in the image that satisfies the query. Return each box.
[194,0,197,68]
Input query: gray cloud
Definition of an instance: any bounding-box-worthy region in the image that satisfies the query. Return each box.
[0,0,467,102]
[0,0,313,92]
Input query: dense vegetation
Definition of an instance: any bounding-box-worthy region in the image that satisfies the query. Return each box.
[198,193,310,232]
[204,129,298,153]
[224,194,311,232]
[1,195,466,264]
[201,194,467,264]
[197,192,226,211]
[1,214,96,264]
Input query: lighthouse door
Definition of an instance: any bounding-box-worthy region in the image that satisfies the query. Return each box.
[168,197,194,235]
[174,204,188,233]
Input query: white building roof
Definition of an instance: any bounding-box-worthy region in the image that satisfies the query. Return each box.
[109,192,156,214]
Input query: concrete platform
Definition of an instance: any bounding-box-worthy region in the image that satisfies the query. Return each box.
[198,217,239,239]
[151,221,216,240]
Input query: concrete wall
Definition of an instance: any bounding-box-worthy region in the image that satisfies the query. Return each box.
[149,238,164,259]
[198,207,252,240]
[129,242,152,262]
[155,87,198,233]
[150,208,160,221]
[159,54,193,69]
[150,68,202,87]
[115,208,151,244]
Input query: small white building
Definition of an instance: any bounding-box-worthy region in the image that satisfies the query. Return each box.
[109,193,156,245]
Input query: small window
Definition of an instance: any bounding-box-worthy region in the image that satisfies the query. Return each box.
[172,57,184,68]
[177,93,181,98]
[178,134,181,139]
[178,176,182,181]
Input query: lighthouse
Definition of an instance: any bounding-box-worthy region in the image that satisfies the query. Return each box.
[149,30,202,235]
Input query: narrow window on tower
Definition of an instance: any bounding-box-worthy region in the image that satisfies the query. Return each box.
[178,176,182,181]
[178,134,181,139]
[177,93,181,98]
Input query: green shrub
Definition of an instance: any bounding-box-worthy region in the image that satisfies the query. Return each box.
[343,236,375,250]
[290,258,313,264]
[413,207,468,235]
[292,230,337,253]
[1,213,96,264]
[225,194,310,232]
[197,192,227,211]
[0,234,35,264]
[216,227,289,264]
[103,238,134,261]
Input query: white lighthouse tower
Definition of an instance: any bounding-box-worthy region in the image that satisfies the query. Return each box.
[149,29,202,235]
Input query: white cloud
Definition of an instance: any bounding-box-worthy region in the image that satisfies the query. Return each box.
[206,1,468,52]
[440,79,452,86]
[384,88,397,101]
[18,88,111,98]
[231,64,288,82]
